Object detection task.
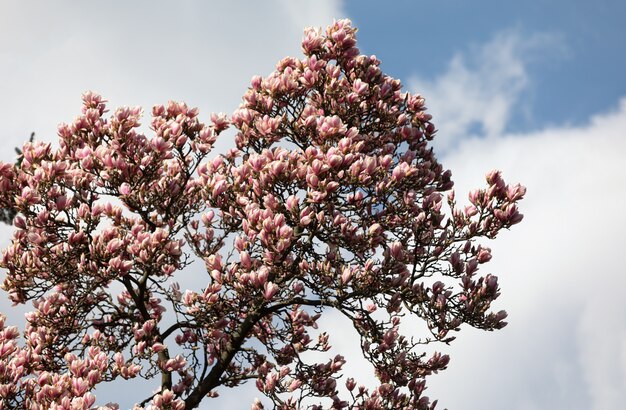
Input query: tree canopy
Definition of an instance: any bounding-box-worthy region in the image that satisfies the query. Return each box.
[0,19,524,409]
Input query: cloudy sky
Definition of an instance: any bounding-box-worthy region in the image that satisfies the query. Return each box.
[1,1,625,409]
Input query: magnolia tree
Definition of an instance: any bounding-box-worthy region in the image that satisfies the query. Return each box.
[0,20,525,410]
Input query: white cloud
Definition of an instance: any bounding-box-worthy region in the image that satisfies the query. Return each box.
[419,98,626,410]
[409,29,565,153]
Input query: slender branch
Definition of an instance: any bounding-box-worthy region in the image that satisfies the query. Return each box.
[184,308,264,408]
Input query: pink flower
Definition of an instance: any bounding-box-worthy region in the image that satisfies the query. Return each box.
[341,268,353,285]
[389,241,403,259]
[368,223,382,236]
[477,247,492,263]
[212,179,228,198]
[353,79,369,95]
[71,377,89,396]
[119,183,131,195]
[263,282,279,300]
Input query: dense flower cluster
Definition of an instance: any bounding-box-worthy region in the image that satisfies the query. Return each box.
[0,20,524,409]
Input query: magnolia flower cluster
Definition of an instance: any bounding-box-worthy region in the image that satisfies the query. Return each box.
[0,19,524,409]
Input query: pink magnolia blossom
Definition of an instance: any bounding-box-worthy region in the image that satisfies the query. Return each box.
[0,19,524,410]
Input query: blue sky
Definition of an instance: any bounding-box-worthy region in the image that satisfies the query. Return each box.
[0,1,625,409]
[348,0,626,133]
